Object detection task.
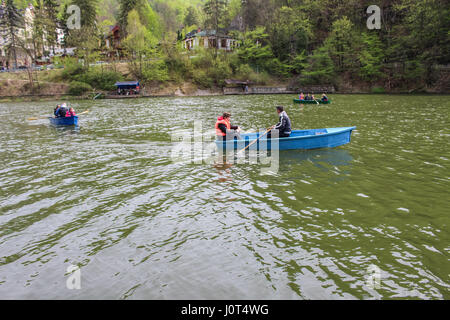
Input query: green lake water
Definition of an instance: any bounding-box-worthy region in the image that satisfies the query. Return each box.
[0,94,448,299]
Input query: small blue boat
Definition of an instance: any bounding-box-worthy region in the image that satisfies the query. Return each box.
[216,127,356,151]
[49,116,79,126]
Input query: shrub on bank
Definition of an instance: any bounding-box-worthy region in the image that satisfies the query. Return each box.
[371,87,386,94]
[61,58,84,80]
[75,67,123,91]
[68,81,93,96]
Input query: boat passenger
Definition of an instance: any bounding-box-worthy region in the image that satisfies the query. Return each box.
[54,105,61,117]
[299,92,305,100]
[311,93,316,100]
[55,104,68,118]
[215,112,241,141]
[321,93,328,102]
[304,94,310,101]
[268,106,292,139]
[65,107,76,117]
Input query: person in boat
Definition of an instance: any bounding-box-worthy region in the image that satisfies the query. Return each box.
[321,93,329,102]
[268,106,292,139]
[311,93,316,101]
[304,94,310,101]
[299,92,305,100]
[215,112,241,141]
[54,103,68,118]
[54,105,61,117]
[65,107,76,117]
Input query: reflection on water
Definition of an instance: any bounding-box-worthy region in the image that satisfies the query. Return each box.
[0,95,449,300]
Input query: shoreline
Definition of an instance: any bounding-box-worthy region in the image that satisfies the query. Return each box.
[1,89,449,103]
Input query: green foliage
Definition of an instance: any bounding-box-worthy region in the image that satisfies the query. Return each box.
[358,33,385,82]
[203,0,228,30]
[300,45,335,85]
[184,6,199,26]
[61,58,85,80]
[371,87,386,94]
[190,49,232,87]
[238,27,274,72]
[118,0,162,37]
[268,6,311,63]
[10,0,450,91]
[74,68,123,90]
[68,81,93,96]
[325,16,358,72]
[141,60,170,83]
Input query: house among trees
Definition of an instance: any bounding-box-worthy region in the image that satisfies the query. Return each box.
[105,25,121,51]
[0,2,64,69]
[183,29,239,52]
[104,25,123,58]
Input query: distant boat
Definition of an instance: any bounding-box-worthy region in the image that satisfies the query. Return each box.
[49,116,78,126]
[216,127,356,151]
[294,99,331,104]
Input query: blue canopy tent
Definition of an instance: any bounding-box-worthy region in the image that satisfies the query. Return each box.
[114,81,140,96]
[114,81,140,90]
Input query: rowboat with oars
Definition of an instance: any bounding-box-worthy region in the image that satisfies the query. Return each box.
[216,127,356,151]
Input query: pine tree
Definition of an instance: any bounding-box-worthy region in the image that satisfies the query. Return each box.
[118,0,139,35]
[204,0,228,31]
[43,0,60,54]
[184,6,199,27]
[0,0,24,68]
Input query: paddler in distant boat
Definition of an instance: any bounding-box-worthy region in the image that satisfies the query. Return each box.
[54,104,61,117]
[267,106,291,139]
[299,92,305,100]
[215,112,241,141]
[65,107,77,117]
[54,103,68,118]
[321,93,329,102]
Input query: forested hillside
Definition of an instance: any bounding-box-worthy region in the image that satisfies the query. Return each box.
[9,0,450,93]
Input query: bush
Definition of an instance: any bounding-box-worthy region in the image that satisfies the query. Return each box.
[61,58,85,80]
[371,86,386,94]
[141,60,170,83]
[75,67,123,91]
[193,70,215,88]
[68,81,93,96]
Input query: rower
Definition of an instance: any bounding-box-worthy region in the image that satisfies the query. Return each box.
[299,92,305,100]
[54,105,61,117]
[321,93,329,102]
[268,106,291,139]
[215,112,241,141]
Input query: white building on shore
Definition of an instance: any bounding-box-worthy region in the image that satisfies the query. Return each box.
[0,3,65,69]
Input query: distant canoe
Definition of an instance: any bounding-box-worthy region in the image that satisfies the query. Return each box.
[216,127,356,151]
[294,99,331,104]
[49,116,78,126]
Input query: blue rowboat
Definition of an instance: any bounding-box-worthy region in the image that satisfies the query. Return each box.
[49,116,79,126]
[216,127,356,151]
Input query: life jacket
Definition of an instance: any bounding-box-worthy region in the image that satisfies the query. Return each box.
[215,117,231,136]
[65,110,76,117]
[300,94,304,100]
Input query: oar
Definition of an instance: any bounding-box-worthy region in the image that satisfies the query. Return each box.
[27,116,50,121]
[77,110,90,116]
[237,128,272,154]
[27,110,89,121]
